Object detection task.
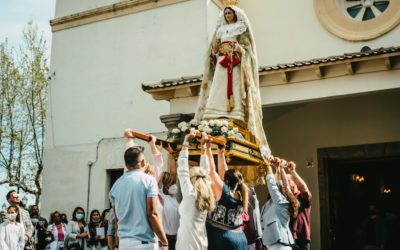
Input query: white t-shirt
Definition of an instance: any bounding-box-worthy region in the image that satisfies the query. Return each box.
[0,221,25,250]
[159,192,180,235]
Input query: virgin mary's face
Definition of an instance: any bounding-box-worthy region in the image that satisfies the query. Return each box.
[224,8,236,24]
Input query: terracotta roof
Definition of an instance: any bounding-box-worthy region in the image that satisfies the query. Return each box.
[142,46,400,91]
[142,75,202,91]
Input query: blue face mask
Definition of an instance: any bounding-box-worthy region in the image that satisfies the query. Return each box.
[76,213,84,221]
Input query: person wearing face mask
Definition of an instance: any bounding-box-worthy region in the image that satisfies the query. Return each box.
[66,207,88,250]
[0,205,25,250]
[47,211,68,250]
[86,210,107,250]
[6,190,34,249]
[158,171,180,250]
[30,205,49,250]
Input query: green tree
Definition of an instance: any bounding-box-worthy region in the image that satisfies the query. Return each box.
[0,22,49,204]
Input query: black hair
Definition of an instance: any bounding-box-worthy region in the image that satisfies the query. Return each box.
[124,146,144,168]
[6,190,17,201]
[29,204,39,217]
[60,213,68,224]
[224,169,249,211]
[100,208,110,221]
[89,209,100,224]
[224,7,238,23]
[71,206,86,225]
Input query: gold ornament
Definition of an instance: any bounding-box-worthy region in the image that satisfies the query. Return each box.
[223,0,239,6]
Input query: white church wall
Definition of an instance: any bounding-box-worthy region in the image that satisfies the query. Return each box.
[43,0,212,215]
[240,0,400,67]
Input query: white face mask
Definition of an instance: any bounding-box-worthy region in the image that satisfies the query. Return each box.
[31,218,39,224]
[168,184,178,196]
[7,213,17,221]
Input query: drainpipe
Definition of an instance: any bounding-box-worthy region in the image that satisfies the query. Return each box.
[86,137,120,217]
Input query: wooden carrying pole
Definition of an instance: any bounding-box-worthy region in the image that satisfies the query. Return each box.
[130,130,226,147]
[194,131,226,146]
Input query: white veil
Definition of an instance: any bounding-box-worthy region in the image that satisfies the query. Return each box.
[195,5,271,161]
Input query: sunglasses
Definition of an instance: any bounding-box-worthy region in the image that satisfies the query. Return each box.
[130,146,144,152]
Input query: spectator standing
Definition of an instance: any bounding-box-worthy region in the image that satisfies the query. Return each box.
[30,205,49,250]
[47,211,68,250]
[86,209,107,250]
[60,214,68,225]
[0,205,25,250]
[6,190,34,249]
[66,207,88,250]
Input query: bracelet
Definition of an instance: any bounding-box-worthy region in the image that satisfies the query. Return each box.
[182,142,189,147]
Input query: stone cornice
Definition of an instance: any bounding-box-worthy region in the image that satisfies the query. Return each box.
[50,0,189,32]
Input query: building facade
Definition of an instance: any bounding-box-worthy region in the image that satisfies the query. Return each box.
[43,1,400,249]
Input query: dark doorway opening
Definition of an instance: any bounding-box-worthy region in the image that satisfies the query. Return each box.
[318,142,400,250]
[328,157,400,250]
[107,169,124,199]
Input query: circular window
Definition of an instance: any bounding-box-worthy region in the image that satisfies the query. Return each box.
[342,0,390,21]
[314,0,400,40]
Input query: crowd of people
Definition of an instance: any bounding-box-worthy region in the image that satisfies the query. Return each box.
[0,128,312,250]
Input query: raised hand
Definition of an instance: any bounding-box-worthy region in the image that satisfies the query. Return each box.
[148,135,157,146]
[184,128,197,142]
[287,161,296,172]
[197,132,209,146]
[123,128,133,138]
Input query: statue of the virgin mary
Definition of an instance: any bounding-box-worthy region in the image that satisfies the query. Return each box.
[195,3,271,161]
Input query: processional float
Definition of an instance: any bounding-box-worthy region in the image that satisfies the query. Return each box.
[137,0,271,185]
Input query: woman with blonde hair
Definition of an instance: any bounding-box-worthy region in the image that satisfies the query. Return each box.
[175,129,215,250]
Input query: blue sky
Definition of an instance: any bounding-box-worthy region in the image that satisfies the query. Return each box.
[0,0,56,208]
[0,0,56,49]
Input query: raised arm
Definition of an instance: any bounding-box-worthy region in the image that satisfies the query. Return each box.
[217,146,228,181]
[266,157,287,204]
[177,130,196,197]
[199,139,210,173]
[204,134,224,201]
[278,159,290,190]
[148,135,163,183]
[287,161,310,194]
[166,143,177,178]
